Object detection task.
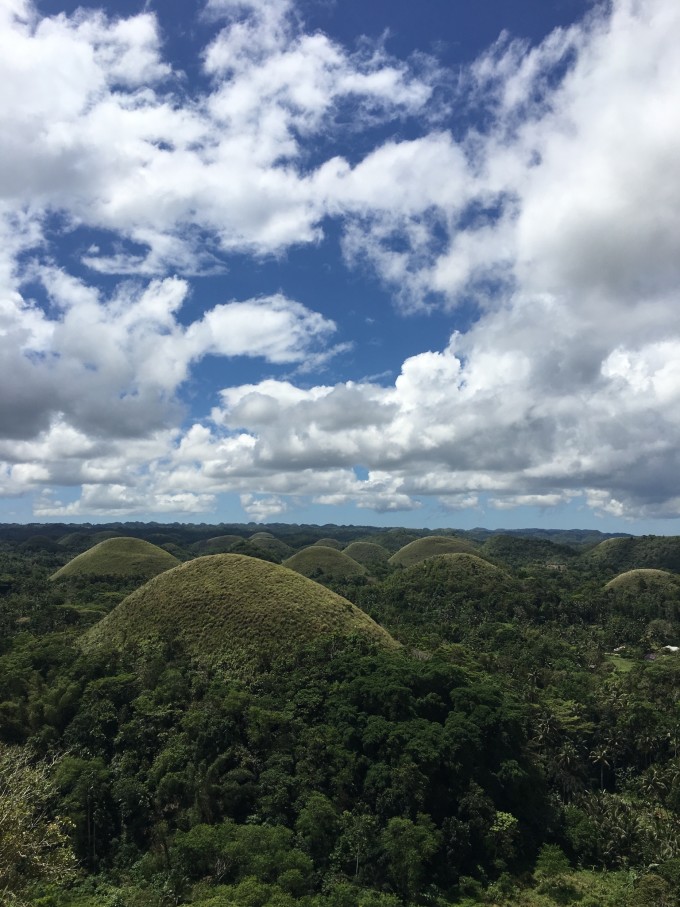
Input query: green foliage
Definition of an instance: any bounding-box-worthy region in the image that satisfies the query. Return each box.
[1,522,679,907]
[342,543,390,569]
[481,533,579,567]
[586,535,680,574]
[534,843,571,878]
[0,745,77,901]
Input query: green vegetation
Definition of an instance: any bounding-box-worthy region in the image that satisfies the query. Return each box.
[312,538,344,548]
[191,534,245,554]
[50,537,179,582]
[82,554,396,670]
[586,534,680,573]
[0,744,77,902]
[481,533,578,567]
[284,546,368,582]
[343,541,391,568]
[246,535,295,560]
[389,535,479,567]
[1,521,680,907]
[605,567,680,590]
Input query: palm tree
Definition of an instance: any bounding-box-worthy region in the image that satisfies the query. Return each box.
[589,745,611,790]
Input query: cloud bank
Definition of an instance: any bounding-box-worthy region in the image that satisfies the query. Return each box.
[2,0,680,523]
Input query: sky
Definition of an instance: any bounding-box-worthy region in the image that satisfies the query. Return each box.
[1,0,680,533]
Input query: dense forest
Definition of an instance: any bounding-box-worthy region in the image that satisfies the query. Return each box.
[1,521,679,907]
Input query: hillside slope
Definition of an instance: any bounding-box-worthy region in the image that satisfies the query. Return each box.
[50,537,179,581]
[82,554,397,668]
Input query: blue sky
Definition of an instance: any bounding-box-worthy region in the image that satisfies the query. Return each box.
[2,0,680,533]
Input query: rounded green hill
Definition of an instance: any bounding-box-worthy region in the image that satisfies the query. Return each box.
[585,537,637,572]
[81,554,397,667]
[50,537,180,582]
[58,531,92,548]
[246,536,294,560]
[192,535,244,554]
[91,530,124,543]
[481,534,577,567]
[389,535,478,567]
[312,538,344,549]
[604,568,680,592]
[284,546,367,581]
[585,535,680,573]
[379,553,516,620]
[343,541,390,568]
[371,529,423,553]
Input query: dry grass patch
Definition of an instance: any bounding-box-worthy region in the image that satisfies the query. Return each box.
[284,546,367,581]
[50,537,179,582]
[389,535,479,567]
[81,554,397,669]
[604,568,679,591]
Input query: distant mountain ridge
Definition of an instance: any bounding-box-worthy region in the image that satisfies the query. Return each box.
[0,521,631,549]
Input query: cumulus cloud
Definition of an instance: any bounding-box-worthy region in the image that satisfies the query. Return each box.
[240,493,288,521]
[2,0,680,522]
[0,0,435,275]
[0,268,337,447]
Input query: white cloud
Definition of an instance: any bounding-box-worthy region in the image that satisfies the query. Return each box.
[0,266,339,454]
[35,484,215,517]
[2,0,680,523]
[0,0,436,278]
[240,493,288,521]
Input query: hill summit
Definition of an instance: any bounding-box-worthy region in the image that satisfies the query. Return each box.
[284,546,367,581]
[389,535,478,567]
[82,554,397,669]
[50,537,179,582]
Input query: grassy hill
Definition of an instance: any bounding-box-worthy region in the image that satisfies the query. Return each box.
[343,541,390,568]
[245,536,294,560]
[585,535,680,574]
[481,534,578,567]
[192,535,245,554]
[389,535,479,567]
[370,529,424,553]
[58,531,92,548]
[604,568,680,592]
[91,530,124,543]
[312,538,344,549]
[371,553,518,632]
[50,537,180,582]
[81,554,397,669]
[284,546,367,581]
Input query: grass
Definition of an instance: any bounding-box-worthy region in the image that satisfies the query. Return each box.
[461,867,641,907]
[343,541,390,567]
[81,554,397,669]
[192,535,244,554]
[379,553,516,627]
[284,546,367,581]
[604,568,679,591]
[392,552,507,588]
[312,537,344,549]
[389,535,479,567]
[586,535,680,573]
[605,654,636,673]
[247,536,294,559]
[50,537,180,581]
